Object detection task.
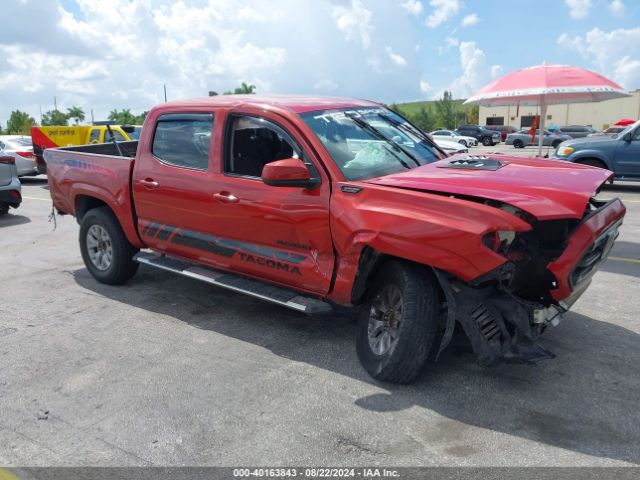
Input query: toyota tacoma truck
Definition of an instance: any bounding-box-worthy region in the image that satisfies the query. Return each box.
[45,95,625,384]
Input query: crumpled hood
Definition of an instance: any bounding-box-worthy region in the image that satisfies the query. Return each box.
[364,155,613,220]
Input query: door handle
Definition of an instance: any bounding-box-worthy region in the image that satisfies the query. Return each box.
[139,178,159,189]
[213,192,239,203]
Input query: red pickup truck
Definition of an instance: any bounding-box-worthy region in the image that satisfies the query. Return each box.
[46,95,625,383]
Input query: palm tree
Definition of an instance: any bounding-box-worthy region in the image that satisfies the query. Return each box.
[67,106,85,125]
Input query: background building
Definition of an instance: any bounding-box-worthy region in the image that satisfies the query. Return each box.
[479,89,640,130]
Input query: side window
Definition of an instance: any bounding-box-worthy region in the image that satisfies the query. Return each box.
[89,129,101,143]
[152,113,213,170]
[632,128,640,141]
[225,115,300,178]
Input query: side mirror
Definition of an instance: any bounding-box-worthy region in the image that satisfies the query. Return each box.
[262,158,318,188]
[623,132,633,142]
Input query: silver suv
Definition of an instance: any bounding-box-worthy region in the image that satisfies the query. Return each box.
[0,155,22,215]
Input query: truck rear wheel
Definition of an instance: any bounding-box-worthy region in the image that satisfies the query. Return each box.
[356,260,439,384]
[79,207,139,285]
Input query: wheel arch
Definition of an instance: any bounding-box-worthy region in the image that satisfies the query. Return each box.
[73,191,145,249]
[350,246,445,306]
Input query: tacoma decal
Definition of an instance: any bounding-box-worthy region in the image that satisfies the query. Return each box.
[141,222,306,275]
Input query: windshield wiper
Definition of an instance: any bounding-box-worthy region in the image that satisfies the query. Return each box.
[345,112,420,167]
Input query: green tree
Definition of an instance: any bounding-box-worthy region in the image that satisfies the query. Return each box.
[67,106,85,125]
[387,103,402,114]
[434,90,456,129]
[42,109,69,126]
[108,108,137,124]
[134,111,149,124]
[411,106,436,133]
[224,82,256,95]
[466,104,479,125]
[6,110,36,134]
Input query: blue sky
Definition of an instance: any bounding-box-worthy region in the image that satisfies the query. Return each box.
[0,0,638,125]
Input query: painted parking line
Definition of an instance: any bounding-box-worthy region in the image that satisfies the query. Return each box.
[608,256,640,264]
[22,196,51,202]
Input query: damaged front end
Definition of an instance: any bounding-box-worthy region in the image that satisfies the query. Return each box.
[434,196,626,365]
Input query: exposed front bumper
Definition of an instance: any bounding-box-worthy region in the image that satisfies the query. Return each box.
[547,198,626,302]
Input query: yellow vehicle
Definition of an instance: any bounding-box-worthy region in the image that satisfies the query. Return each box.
[31,125,141,174]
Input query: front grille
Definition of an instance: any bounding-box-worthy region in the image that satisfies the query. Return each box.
[570,220,621,288]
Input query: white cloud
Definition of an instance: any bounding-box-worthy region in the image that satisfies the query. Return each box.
[314,79,339,91]
[461,13,479,27]
[445,41,500,98]
[446,37,459,47]
[332,0,373,49]
[420,80,432,94]
[0,0,426,124]
[564,0,592,19]
[557,27,640,88]
[425,0,460,29]
[610,0,625,17]
[401,0,423,15]
[386,46,407,66]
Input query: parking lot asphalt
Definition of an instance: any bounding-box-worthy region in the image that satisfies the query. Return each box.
[1,176,639,467]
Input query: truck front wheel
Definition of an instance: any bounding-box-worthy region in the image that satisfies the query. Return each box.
[356,261,439,384]
[79,207,139,285]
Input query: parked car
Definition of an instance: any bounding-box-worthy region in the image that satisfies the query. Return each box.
[555,125,598,138]
[429,136,469,153]
[45,95,625,384]
[588,126,627,137]
[0,135,37,177]
[506,129,572,149]
[455,124,501,146]
[0,155,22,215]
[553,120,640,180]
[484,125,518,142]
[430,129,477,147]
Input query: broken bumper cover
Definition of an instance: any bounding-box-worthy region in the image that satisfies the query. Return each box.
[547,198,625,303]
[439,280,556,365]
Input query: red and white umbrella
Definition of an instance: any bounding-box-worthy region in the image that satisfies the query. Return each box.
[465,64,630,156]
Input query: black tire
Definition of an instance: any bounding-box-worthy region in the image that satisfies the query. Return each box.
[513,139,524,149]
[482,137,492,146]
[0,205,9,215]
[579,158,607,169]
[458,140,467,147]
[79,206,139,285]
[356,260,439,384]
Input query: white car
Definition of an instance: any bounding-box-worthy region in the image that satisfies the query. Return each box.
[430,136,469,154]
[431,129,478,147]
[0,135,37,177]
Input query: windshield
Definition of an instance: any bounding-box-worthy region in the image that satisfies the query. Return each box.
[127,126,143,140]
[300,107,442,181]
[617,121,640,138]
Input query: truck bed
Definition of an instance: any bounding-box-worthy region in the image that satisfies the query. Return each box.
[59,140,138,158]
[45,142,143,248]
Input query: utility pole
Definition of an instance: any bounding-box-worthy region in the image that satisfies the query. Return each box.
[91,109,95,124]
[54,96,57,111]
[164,84,167,102]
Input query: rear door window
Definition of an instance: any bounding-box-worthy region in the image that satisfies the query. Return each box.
[152,113,213,170]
